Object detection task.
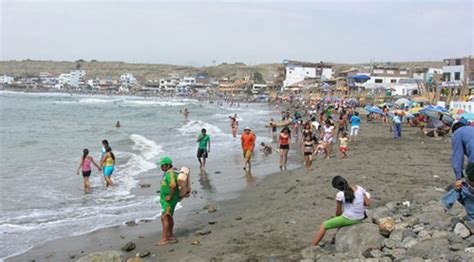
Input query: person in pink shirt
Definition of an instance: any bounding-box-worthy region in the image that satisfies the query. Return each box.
[76,148,101,194]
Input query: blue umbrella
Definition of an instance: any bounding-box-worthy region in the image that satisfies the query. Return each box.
[351,75,370,80]
[420,107,454,124]
[460,112,474,121]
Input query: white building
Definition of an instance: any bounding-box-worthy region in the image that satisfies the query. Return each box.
[120,73,138,86]
[282,60,333,87]
[57,70,85,88]
[252,84,268,94]
[0,75,14,85]
[361,66,410,89]
[391,79,423,96]
[159,74,180,92]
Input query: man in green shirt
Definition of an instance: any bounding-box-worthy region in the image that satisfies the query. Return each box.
[157,156,179,246]
[197,128,211,170]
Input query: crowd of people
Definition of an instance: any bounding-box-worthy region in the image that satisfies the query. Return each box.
[74,96,473,249]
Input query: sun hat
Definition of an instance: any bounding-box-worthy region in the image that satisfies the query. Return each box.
[244,127,251,131]
[159,156,172,166]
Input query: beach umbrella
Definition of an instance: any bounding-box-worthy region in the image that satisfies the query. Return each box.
[365,105,384,115]
[460,112,474,121]
[409,107,423,114]
[351,75,370,81]
[420,106,454,125]
[404,112,415,119]
[451,108,465,115]
[395,98,411,105]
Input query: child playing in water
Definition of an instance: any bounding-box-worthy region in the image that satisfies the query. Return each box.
[311,176,370,246]
[260,142,279,155]
[339,132,349,158]
[76,149,101,193]
[302,135,315,171]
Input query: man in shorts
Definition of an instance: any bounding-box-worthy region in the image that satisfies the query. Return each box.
[157,156,179,246]
[349,111,361,142]
[241,127,256,171]
[196,128,210,170]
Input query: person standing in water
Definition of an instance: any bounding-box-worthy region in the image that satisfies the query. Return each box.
[115,121,121,128]
[157,156,179,246]
[241,127,256,171]
[197,128,211,170]
[180,108,190,121]
[100,146,115,187]
[230,114,239,138]
[279,128,290,170]
[76,149,101,193]
[101,139,109,160]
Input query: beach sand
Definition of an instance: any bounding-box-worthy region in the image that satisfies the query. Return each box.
[8,120,454,261]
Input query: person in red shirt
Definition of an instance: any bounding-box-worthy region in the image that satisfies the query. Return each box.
[241,127,256,171]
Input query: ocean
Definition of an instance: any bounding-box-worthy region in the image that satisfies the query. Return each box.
[0,91,299,259]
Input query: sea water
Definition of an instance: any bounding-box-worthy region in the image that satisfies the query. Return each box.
[0,91,299,259]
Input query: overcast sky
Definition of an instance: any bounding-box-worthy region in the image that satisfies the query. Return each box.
[1,0,472,65]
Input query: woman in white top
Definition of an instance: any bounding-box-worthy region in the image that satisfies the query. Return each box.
[311,176,370,246]
[322,120,335,159]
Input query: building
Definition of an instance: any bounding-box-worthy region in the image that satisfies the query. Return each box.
[159,74,180,92]
[412,68,443,84]
[359,65,410,89]
[282,60,333,88]
[442,56,474,86]
[391,79,424,96]
[0,75,14,85]
[57,70,85,88]
[120,73,138,86]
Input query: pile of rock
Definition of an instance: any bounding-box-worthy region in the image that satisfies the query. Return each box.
[309,198,474,261]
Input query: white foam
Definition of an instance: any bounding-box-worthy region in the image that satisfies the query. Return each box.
[123,100,187,107]
[130,134,163,160]
[177,120,224,136]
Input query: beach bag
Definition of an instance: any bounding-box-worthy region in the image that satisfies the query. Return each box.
[177,167,191,200]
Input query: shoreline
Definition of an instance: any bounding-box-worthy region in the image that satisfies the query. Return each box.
[7,119,457,261]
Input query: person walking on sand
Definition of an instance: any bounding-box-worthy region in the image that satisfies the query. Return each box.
[100,146,115,187]
[278,128,290,170]
[339,132,349,158]
[392,112,402,139]
[241,127,256,171]
[322,120,335,159]
[349,111,361,142]
[302,135,315,171]
[157,157,180,246]
[311,176,370,246]
[76,149,101,193]
[197,128,211,170]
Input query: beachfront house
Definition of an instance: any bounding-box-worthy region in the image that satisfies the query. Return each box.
[391,79,424,96]
[120,73,138,86]
[282,60,333,89]
[57,70,86,89]
[0,75,15,85]
[442,56,474,87]
[359,65,410,90]
[159,74,180,92]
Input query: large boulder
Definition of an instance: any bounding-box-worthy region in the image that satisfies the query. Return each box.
[406,238,449,258]
[335,223,384,253]
[76,251,122,262]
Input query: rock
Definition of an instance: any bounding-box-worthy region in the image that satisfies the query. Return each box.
[121,242,136,252]
[125,220,136,226]
[383,238,397,249]
[369,249,383,258]
[195,230,212,236]
[385,201,400,212]
[400,217,418,227]
[453,223,471,239]
[383,248,406,260]
[139,250,150,258]
[76,251,122,262]
[370,206,392,224]
[402,229,417,240]
[465,247,474,253]
[449,243,464,251]
[389,229,404,242]
[335,223,384,253]
[214,171,222,174]
[447,232,464,244]
[207,205,217,213]
[235,217,242,220]
[191,239,200,245]
[126,258,143,262]
[139,183,150,188]
[378,217,396,237]
[431,230,449,239]
[417,230,431,241]
[208,221,217,225]
[465,235,474,246]
[416,212,451,230]
[401,237,418,249]
[464,221,474,234]
[406,238,449,258]
[412,225,424,233]
[70,255,76,259]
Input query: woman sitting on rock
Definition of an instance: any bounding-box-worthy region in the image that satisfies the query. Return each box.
[311,176,370,246]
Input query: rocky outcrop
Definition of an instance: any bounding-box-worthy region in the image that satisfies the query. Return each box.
[76,251,122,262]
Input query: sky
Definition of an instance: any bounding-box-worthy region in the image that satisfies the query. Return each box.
[0,0,473,66]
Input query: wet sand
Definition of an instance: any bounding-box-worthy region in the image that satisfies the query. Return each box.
[9,119,454,261]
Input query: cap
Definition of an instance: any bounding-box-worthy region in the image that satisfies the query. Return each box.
[159,156,172,166]
[244,127,251,131]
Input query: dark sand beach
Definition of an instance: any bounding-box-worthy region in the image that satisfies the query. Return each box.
[9,119,463,261]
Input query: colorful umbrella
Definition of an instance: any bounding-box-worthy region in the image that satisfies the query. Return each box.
[409,107,424,114]
[420,106,454,124]
[395,98,411,105]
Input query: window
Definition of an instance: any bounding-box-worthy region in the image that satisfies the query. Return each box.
[455,59,461,66]
[386,70,394,75]
[443,73,451,81]
[375,79,383,83]
[390,79,397,83]
[454,72,461,80]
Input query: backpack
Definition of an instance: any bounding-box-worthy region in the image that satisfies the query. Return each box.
[177,167,191,200]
